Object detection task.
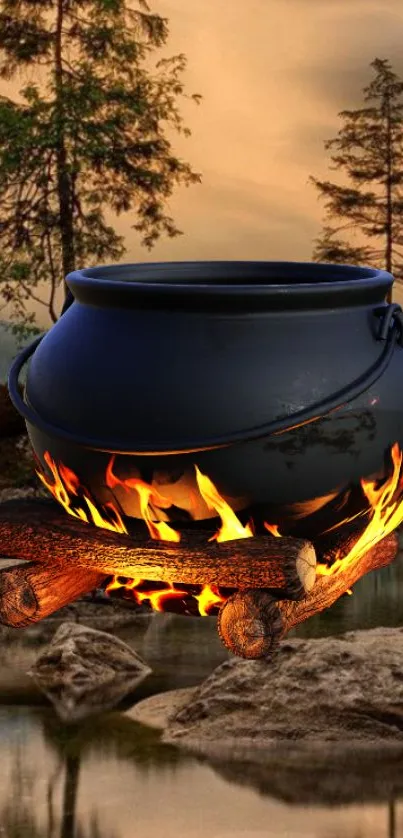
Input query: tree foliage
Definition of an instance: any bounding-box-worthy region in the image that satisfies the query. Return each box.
[0,0,201,329]
[310,58,403,291]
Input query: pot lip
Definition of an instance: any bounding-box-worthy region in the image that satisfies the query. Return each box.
[65,261,393,309]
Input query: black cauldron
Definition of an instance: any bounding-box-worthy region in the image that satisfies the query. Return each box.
[7,261,403,523]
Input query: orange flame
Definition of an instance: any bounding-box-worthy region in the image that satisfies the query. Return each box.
[264,522,282,537]
[318,443,403,576]
[194,583,226,616]
[104,577,226,616]
[37,453,234,615]
[106,456,180,542]
[37,443,403,610]
[36,452,127,533]
[195,466,254,541]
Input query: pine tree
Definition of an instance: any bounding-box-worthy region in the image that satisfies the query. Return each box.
[0,0,201,330]
[310,58,403,296]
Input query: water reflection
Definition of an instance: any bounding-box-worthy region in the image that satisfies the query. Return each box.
[201,743,403,807]
[2,705,403,838]
[0,707,188,838]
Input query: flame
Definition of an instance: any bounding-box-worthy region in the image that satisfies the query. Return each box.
[104,577,226,615]
[36,452,127,533]
[318,443,403,577]
[105,577,184,611]
[105,576,142,592]
[264,522,282,537]
[37,443,403,610]
[106,456,180,542]
[195,466,254,541]
[194,583,226,616]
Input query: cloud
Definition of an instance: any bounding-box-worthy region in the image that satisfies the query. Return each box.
[284,9,403,108]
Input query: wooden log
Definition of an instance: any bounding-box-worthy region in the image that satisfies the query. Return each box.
[280,530,399,633]
[0,499,316,597]
[218,530,399,659]
[217,590,284,659]
[0,560,106,627]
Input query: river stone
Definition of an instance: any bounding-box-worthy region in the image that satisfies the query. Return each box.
[161,627,403,753]
[30,621,152,722]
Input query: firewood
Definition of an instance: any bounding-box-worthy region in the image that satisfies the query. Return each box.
[0,499,316,596]
[218,529,399,659]
[0,560,106,627]
[217,590,284,659]
[280,530,399,633]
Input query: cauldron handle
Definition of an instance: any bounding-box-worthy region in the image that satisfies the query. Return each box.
[7,288,73,432]
[6,302,403,453]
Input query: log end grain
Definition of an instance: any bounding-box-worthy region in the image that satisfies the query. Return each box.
[217,590,284,659]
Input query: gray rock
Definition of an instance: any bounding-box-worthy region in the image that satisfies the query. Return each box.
[163,627,403,752]
[30,621,151,722]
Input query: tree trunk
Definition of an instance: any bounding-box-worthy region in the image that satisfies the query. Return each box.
[54,0,75,300]
[385,89,393,303]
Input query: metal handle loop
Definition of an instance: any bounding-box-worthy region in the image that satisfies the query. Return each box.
[376,302,403,342]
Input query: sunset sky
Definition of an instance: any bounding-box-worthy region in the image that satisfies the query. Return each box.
[140,0,403,263]
[3,0,403,324]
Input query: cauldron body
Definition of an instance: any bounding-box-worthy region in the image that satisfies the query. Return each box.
[8,261,403,519]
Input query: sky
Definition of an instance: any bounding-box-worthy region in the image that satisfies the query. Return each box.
[137,0,403,265]
[3,0,403,324]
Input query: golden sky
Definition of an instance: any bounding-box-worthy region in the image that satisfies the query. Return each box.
[142,0,403,262]
[4,0,403,324]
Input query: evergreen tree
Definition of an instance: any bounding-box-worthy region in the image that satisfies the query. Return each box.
[0,0,201,329]
[310,58,403,296]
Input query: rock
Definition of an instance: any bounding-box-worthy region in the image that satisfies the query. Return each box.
[127,687,197,730]
[128,627,403,804]
[0,384,26,438]
[30,621,152,722]
[158,627,403,752]
[0,485,39,503]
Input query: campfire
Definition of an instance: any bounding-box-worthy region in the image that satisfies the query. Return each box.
[3,260,403,659]
[0,441,401,659]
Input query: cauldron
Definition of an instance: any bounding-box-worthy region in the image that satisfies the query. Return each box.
[7,261,403,522]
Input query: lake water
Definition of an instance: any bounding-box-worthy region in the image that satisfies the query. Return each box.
[0,559,403,837]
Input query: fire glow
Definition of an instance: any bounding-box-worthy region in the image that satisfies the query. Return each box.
[36,443,403,612]
[317,443,403,576]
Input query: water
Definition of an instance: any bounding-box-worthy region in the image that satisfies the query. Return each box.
[0,557,403,837]
[2,704,400,838]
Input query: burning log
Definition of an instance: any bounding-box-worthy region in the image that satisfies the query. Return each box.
[0,560,106,628]
[217,528,399,659]
[0,498,316,626]
[0,496,399,655]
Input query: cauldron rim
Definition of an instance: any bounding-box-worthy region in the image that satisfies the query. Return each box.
[65,261,392,310]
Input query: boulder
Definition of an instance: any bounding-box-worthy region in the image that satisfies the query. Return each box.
[163,628,403,751]
[129,627,403,804]
[30,621,152,722]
